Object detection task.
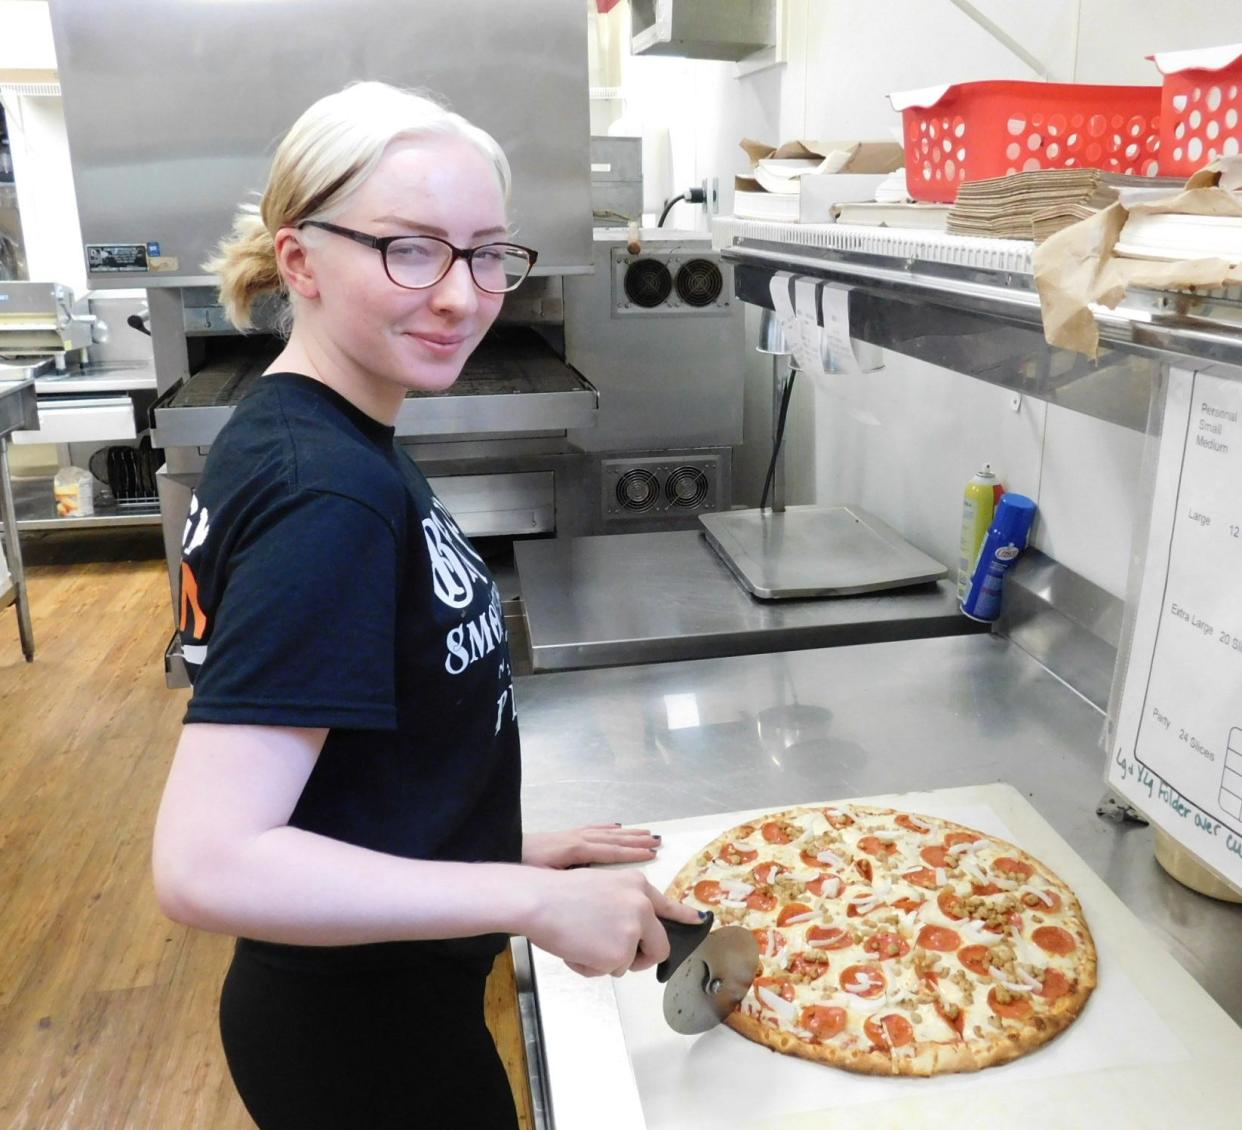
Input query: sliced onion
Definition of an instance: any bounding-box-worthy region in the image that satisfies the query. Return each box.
[719,879,754,899]
[757,985,799,1024]
[906,815,932,833]
[851,896,883,916]
[935,867,947,888]
[720,899,749,908]
[821,876,843,898]
[900,865,927,876]
[808,937,840,950]
[817,850,846,868]
[989,967,1033,994]
[958,920,1003,946]
[842,972,877,993]
[783,910,815,925]
[767,928,779,954]
[1026,887,1056,908]
[959,857,986,882]
[949,837,984,855]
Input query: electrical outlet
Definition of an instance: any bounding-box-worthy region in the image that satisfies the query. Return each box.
[701,176,720,215]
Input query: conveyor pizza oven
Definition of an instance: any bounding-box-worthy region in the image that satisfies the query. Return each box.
[49,0,746,679]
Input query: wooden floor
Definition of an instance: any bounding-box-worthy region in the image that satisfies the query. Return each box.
[0,530,532,1129]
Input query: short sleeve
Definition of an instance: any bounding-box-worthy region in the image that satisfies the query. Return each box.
[184,490,399,729]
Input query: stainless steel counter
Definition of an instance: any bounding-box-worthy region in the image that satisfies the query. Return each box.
[516,530,982,671]
[515,633,1242,1023]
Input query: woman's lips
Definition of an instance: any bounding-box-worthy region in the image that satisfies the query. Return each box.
[406,331,467,357]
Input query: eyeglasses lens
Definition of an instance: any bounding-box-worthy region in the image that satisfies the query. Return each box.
[385,238,531,293]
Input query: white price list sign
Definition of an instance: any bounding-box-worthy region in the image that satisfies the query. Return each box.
[1110,365,1242,888]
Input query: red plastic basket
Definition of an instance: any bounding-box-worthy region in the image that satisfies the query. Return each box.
[891,81,1163,203]
[1153,46,1242,177]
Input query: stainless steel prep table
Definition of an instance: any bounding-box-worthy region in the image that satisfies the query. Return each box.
[513,632,1242,1127]
[515,530,982,671]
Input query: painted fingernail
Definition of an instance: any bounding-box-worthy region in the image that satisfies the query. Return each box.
[613,822,623,827]
[698,910,709,919]
[653,833,662,841]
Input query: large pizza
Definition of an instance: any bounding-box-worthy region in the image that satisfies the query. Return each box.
[666,803,1096,1075]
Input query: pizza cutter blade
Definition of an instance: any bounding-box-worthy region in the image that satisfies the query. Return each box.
[656,912,760,1035]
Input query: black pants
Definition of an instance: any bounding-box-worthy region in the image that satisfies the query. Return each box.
[219,942,519,1130]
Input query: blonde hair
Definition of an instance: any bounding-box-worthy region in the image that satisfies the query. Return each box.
[204,81,512,330]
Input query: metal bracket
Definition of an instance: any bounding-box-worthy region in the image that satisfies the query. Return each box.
[1095,791,1150,826]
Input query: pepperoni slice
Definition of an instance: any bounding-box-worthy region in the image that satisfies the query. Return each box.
[943,832,978,849]
[752,927,787,957]
[920,845,952,868]
[971,882,1003,896]
[1039,968,1072,1001]
[718,842,759,867]
[865,1013,914,1049]
[839,963,886,998]
[994,857,1035,881]
[693,880,723,905]
[1021,888,1064,912]
[916,925,961,952]
[806,924,853,949]
[904,868,940,891]
[988,986,1034,1021]
[753,975,795,1003]
[823,809,855,829]
[937,888,965,920]
[1032,925,1076,955]
[859,835,899,859]
[751,861,786,886]
[895,813,933,834]
[734,824,756,839]
[958,944,992,977]
[855,858,873,882]
[892,896,925,913]
[747,888,778,913]
[935,998,965,1037]
[777,902,813,927]
[800,1004,847,1040]
[863,931,911,961]
[787,952,831,981]
[762,820,799,845]
[805,874,842,898]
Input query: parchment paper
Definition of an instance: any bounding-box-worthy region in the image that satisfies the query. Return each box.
[609,796,1186,1129]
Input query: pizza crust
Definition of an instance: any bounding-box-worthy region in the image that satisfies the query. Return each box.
[664,802,1097,1077]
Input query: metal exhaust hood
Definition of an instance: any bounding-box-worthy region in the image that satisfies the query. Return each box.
[630,0,776,62]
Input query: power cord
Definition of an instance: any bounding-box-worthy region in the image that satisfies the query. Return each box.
[759,369,797,512]
[657,186,707,227]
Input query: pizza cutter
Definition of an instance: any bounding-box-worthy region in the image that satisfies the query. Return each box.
[656,911,760,1034]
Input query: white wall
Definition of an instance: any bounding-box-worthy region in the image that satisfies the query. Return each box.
[723,0,1242,596]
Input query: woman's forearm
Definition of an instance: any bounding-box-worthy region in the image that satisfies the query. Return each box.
[155,824,544,946]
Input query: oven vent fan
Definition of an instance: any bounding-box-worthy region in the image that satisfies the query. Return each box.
[622,259,674,308]
[665,465,710,508]
[614,467,661,511]
[674,259,724,307]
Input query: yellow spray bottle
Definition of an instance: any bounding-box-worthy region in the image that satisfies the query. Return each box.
[957,464,1003,602]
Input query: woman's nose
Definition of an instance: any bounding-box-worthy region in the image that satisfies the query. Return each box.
[429,258,479,316]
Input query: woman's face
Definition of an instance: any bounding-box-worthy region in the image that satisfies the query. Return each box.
[301,135,508,401]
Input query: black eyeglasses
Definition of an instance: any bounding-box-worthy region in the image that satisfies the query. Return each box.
[298,220,538,294]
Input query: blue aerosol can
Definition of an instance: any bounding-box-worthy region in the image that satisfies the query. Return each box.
[960,493,1037,623]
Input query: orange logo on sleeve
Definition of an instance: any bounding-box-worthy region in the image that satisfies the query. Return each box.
[179,560,208,639]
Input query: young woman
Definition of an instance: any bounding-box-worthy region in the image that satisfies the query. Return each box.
[152,82,700,1130]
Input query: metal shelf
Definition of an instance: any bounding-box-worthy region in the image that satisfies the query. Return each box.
[722,232,1242,431]
[7,475,161,531]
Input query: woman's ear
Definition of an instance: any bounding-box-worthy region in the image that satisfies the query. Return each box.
[273,228,320,301]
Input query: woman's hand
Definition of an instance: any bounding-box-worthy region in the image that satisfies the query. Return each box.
[522,867,705,977]
[522,824,662,869]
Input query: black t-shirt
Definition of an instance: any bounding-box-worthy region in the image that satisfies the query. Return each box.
[179,372,521,969]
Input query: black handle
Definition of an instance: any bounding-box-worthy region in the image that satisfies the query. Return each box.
[655,911,713,983]
[126,313,151,337]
